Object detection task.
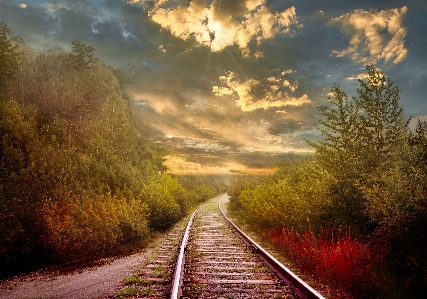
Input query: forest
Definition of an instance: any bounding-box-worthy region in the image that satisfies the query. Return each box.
[229,65,427,298]
[0,22,227,278]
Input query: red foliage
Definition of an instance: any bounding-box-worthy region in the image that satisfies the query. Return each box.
[264,227,391,297]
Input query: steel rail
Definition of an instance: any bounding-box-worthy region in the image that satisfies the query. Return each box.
[169,209,198,299]
[218,202,326,299]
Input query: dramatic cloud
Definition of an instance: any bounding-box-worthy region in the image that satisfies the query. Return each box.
[131,0,301,56]
[329,6,408,64]
[2,0,426,167]
[212,71,311,112]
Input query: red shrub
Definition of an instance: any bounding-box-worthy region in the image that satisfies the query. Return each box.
[264,227,391,298]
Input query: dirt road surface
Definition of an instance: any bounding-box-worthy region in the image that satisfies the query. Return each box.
[0,251,150,299]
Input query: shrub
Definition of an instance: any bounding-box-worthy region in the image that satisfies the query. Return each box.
[41,193,149,263]
[140,174,185,231]
[264,227,393,298]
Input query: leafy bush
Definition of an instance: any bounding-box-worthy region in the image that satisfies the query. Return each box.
[41,194,149,262]
[229,161,328,232]
[228,174,269,210]
[140,174,185,231]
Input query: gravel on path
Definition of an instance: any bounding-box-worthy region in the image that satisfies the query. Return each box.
[0,251,149,299]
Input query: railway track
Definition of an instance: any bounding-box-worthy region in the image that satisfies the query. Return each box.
[117,194,325,299]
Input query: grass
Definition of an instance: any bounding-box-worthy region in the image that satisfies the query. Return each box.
[117,285,154,298]
[139,288,153,296]
[152,265,168,278]
[123,274,152,287]
[117,286,137,298]
[123,274,140,285]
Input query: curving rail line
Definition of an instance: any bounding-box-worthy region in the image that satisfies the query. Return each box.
[169,197,325,299]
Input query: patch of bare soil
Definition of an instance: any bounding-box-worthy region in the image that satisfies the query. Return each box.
[0,251,151,299]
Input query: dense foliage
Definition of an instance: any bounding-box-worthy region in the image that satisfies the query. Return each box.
[229,65,427,298]
[0,22,225,278]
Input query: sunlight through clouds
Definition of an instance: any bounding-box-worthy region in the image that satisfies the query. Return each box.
[131,0,301,56]
[212,71,311,112]
[1,0,426,160]
[329,6,408,64]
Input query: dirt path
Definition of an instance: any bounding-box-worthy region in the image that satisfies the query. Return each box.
[0,251,150,299]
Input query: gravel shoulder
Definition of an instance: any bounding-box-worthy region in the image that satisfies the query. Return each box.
[0,250,150,299]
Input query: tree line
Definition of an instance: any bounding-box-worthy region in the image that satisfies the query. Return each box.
[229,65,427,298]
[0,22,227,278]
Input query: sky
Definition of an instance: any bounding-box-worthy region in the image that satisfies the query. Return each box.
[1,0,427,171]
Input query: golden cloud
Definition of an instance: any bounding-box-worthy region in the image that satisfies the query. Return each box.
[136,0,300,56]
[212,71,311,112]
[330,6,408,64]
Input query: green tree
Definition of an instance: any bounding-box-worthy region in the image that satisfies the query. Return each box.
[0,22,21,95]
[310,65,410,230]
[307,83,361,180]
[307,79,366,229]
[1,32,195,277]
[68,41,97,71]
[355,65,409,174]
[406,120,427,204]
[24,43,118,147]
